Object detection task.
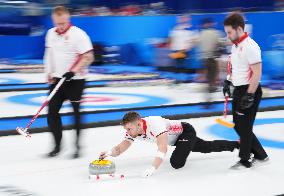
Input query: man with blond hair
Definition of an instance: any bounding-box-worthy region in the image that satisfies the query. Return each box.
[44,6,94,158]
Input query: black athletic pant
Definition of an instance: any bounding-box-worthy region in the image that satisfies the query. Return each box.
[232,84,268,161]
[170,122,239,169]
[47,78,85,150]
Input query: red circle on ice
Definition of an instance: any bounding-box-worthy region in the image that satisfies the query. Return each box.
[81,96,116,103]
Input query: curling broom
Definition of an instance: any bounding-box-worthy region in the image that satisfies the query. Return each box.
[215,55,235,128]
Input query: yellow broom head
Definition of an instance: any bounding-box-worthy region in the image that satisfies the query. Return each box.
[215,118,235,128]
[169,51,186,59]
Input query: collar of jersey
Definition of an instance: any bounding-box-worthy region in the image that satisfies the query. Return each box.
[234,32,248,46]
[55,23,72,35]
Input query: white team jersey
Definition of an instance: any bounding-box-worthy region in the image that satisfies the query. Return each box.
[230,33,262,86]
[124,116,184,146]
[44,25,93,80]
[169,25,197,51]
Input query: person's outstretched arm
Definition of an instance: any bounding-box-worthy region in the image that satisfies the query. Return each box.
[99,140,132,159]
[142,133,168,177]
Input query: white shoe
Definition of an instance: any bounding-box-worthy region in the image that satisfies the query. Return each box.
[251,157,270,168]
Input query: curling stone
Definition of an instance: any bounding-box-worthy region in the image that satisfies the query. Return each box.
[89,160,116,176]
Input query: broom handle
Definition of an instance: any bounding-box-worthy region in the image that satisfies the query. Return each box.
[25,77,66,129]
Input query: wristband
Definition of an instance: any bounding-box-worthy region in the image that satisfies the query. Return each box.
[156,151,166,160]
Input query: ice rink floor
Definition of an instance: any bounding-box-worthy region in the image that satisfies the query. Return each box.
[0,110,284,196]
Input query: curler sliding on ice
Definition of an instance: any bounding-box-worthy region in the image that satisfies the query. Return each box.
[16,77,66,138]
[99,111,240,178]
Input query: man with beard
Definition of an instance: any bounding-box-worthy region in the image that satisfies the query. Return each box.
[223,13,269,170]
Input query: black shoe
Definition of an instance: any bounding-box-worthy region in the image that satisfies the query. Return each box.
[230,159,252,170]
[71,149,80,159]
[47,148,60,158]
[71,143,81,159]
[240,159,252,168]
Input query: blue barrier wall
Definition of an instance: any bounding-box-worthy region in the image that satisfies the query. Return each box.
[43,15,177,45]
[1,11,284,61]
[0,35,45,59]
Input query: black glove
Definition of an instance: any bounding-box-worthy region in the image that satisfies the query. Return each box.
[222,80,232,97]
[62,71,75,81]
[240,93,255,110]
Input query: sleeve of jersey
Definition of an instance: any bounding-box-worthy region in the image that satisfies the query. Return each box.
[152,120,168,138]
[246,43,262,65]
[124,133,135,143]
[75,30,93,55]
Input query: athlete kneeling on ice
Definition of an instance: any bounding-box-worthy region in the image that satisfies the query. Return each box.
[99,111,239,178]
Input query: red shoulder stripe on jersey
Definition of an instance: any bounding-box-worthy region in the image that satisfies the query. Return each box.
[156,131,169,138]
[142,119,147,134]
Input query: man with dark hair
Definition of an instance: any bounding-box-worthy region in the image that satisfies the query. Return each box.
[44,6,94,158]
[99,111,239,177]
[223,12,269,170]
[224,12,245,30]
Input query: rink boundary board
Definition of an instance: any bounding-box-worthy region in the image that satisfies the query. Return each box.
[0,96,284,136]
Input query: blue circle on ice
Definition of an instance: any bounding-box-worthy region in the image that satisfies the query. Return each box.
[6,92,169,109]
[209,118,284,149]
